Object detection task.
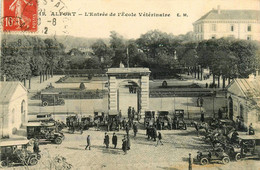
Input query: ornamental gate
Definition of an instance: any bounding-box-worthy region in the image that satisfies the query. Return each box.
[107,68,150,115]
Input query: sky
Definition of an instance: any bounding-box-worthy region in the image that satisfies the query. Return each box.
[2,0,260,39]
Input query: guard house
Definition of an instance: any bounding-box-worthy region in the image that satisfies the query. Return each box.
[0,82,28,138]
[106,68,150,115]
[226,74,260,131]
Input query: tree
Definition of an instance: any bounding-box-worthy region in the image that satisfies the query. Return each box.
[109,31,126,67]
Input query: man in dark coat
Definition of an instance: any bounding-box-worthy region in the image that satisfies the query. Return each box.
[133,122,138,137]
[127,135,131,150]
[112,133,118,148]
[153,126,157,141]
[85,135,91,150]
[125,124,130,136]
[122,135,127,154]
[104,132,109,148]
[33,139,40,153]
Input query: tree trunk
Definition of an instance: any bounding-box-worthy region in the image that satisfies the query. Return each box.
[200,67,203,81]
[43,71,45,82]
[45,69,48,80]
[213,74,215,85]
[197,66,200,80]
[194,67,196,78]
[29,78,31,89]
[23,79,26,87]
[51,67,53,78]
[228,77,231,84]
[222,76,226,88]
[40,72,42,83]
[217,76,220,88]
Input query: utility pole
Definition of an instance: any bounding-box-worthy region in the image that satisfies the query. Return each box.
[126,47,129,68]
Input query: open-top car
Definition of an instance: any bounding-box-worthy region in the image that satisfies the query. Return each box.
[41,91,65,107]
[0,139,39,167]
[157,111,172,130]
[26,122,65,144]
[197,147,230,165]
[144,110,156,128]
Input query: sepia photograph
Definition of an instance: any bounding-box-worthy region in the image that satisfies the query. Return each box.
[0,0,260,169]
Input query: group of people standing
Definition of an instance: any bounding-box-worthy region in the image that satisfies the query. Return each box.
[146,126,163,146]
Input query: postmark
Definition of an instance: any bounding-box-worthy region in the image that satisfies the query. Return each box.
[3,0,37,32]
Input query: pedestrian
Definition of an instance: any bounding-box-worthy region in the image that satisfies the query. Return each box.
[132,107,135,120]
[104,132,109,148]
[33,139,40,153]
[153,126,157,141]
[128,107,131,119]
[112,133,118,148]
[85,135,91,150]
[122,135,127,154]
[147,126,151,140]
[125,123,129,136]
[133,122,138,137]
[122,118,126,130]
[156,132,163,146]
[127,135,131,150]
[249,123,255,135]
[200,111,205,122]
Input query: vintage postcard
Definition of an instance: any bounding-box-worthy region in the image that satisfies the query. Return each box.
[0,0,260,169]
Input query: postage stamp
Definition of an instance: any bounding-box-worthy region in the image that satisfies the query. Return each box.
[3,0,37,32]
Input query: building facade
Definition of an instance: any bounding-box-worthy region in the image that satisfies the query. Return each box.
[226,75,260,131]
[0,82,28,138]
[193,7,260,41]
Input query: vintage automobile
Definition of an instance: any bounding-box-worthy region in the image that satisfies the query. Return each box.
[172,109,187,130]
[238,134,260,159]
[26,122,65,144]
[107,111,120,131]
[28,113,55,122]
[81,116,94,129]
[156,111,172,130]
[144,110,156,128]
[94,111,108,127]
[197,147,230,165]
[0,139,39,167]
[41,91,65,107]
[223,143,241,161]
[66,115,85,133]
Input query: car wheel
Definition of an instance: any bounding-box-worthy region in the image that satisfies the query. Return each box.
[222,157,230,164]
[29,157,38,165]
[235,153,241,161]
[42,101,48,107]
[200,157,209,165]
[54,137,62,144]
[37,154,41,160]
[0,161,7,167]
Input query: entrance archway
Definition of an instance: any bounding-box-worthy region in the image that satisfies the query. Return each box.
[107,68,150,115]
[228,97,233,120]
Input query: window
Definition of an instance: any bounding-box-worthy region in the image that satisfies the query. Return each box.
[247,25,251,32]
[211,24,217,32]
[230,25,234,32]
[247,35,252,40]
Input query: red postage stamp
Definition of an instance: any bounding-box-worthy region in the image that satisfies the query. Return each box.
[3,0,38,32]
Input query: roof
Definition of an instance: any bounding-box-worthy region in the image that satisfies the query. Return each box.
[227,77,260,99]
[194,9,260,23]
[25,122,55,127]
[0,139,29,147]
[107,68,150,75]
[0,81,27,104]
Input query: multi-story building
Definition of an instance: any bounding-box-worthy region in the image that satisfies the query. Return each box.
[193,6,260,41]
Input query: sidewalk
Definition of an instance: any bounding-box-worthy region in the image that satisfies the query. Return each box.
[26,75,63,93]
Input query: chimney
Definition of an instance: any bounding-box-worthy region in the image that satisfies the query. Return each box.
[217,5,221,14]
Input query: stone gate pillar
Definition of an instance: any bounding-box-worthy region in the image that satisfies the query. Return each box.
[108,76,117,111]
[140,75,149,115]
